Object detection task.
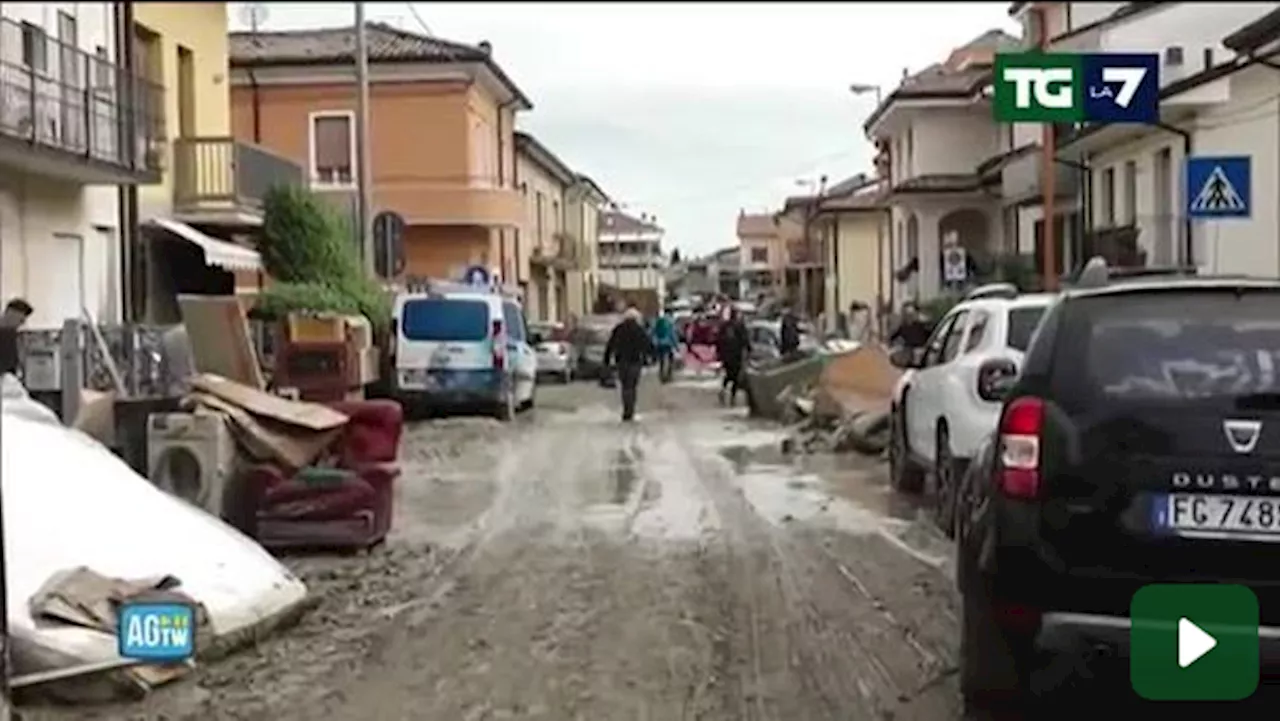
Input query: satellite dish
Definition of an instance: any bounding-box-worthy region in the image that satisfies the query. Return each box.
[239,3,269,32]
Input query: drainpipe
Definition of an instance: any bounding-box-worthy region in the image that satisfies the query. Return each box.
[1152,121,1194,264]
[248,68,262,143]
[496,98,518,281]
[116,0,142,322]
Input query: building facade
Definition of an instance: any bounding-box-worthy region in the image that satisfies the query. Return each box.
[514,131,573,322]
[0,3,164,328]
[227,23,531,283]
[813,179,891,333]
[563,173,608,318]
[597,209,666,300]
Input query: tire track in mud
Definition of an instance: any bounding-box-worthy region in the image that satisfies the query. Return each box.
[653,388,961,721]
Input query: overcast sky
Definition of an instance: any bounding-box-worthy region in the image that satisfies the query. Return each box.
[229,2,1018,256]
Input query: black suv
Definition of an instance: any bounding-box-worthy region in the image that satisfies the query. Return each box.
[955,264,1280,711]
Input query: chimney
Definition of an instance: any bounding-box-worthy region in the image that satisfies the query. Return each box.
[478,40,492,54]
[902,66,909,80]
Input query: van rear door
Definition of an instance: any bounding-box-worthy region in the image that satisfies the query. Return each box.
[396,297,494,386]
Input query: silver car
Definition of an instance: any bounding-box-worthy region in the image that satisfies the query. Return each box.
[530,322,577,383]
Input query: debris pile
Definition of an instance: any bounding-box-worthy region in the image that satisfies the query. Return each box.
[747,343,902,458]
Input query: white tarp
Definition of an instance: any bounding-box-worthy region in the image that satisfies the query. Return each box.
[0,379,308,676]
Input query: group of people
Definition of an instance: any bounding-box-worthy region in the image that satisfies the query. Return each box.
[600,304,803,422]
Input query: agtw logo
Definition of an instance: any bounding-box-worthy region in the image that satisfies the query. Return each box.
[993,52,1160,124]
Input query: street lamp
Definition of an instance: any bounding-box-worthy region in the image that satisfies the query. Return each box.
[849,82,883,106]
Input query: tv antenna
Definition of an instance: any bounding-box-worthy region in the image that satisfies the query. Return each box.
[239,3,269,33]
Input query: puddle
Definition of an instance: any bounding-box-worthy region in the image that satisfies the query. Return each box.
[611,448,638,504]
[631,436,721,541]
[723,445,947,568]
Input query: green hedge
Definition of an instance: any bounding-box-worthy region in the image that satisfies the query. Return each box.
[254,186,390,328]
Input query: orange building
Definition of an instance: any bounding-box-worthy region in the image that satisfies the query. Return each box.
[228,23,532,282]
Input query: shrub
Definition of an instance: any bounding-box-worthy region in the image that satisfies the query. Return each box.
[255,186,391,328]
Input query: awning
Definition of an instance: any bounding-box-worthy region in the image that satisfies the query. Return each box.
[147,218,262,272]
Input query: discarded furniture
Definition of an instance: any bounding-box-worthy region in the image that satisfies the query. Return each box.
[245,399,403,552]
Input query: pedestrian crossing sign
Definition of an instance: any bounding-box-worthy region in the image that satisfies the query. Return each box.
[1186,156,1250,219]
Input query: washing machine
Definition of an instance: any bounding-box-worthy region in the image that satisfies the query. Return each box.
[146,412,238,518]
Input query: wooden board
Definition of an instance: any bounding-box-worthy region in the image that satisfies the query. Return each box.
[190,373,348,431]
[178,295,266,390]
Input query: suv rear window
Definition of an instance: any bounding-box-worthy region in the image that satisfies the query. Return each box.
[1071,290,1280,399]
[1006,306,1046,351]
[401,298,490,342]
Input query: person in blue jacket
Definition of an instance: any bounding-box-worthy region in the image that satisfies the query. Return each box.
[650,309,680,383]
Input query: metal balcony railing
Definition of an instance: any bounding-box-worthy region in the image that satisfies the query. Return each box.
[0,17,164,174]
[173,137,302,211]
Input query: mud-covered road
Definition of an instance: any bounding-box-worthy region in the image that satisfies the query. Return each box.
[41,374,962,721]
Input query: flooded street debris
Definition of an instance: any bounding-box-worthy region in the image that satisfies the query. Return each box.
[25,374,962,721]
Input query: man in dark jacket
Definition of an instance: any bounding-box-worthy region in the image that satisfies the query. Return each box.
[716,309,751,406]
[889,302,932,350]
[0,298,33,377]
[603,307,655,421]
[778,306,802,357]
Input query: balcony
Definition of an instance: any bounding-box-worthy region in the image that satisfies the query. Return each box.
[173,137,302,226]
[376,181,523,228]
[0,17,164,184]
[787,238,824,268]
[1000,146,1085,207]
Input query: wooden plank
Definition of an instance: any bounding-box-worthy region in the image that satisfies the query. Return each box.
[177,295,266,390]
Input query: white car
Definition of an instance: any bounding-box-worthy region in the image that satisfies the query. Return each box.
[887,285,1053,536]
[530,322,576,383]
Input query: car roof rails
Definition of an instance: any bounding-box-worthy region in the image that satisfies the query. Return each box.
[963,282,1019,301]
[1071,257,1199,289]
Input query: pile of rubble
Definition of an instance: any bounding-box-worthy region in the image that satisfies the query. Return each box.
[745,343,901,459]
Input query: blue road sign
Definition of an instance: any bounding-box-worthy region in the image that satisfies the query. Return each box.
[1080,53,1161,124]
[462,265,491,287]
[1186,156,1251,219]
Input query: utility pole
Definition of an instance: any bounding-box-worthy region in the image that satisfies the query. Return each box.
[354,2,375,276]
[1035,7,1058,291]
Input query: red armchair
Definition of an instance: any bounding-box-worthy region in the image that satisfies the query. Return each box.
[240,400,404,552]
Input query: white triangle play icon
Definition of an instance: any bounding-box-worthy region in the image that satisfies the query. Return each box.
[1179,617,1217,668]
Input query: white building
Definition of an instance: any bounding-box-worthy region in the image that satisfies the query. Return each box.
[597,209,667,299]
[0,3,163,329]
[1045,2,1280,276]
[864,29,1021,303]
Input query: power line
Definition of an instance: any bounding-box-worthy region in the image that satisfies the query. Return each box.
[404,3,433,36]
[622,148,865,208]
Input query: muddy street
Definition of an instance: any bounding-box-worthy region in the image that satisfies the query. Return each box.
[41,375,960,721]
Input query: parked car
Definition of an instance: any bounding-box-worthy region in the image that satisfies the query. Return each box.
[529,322,576,383]
[952,259,1280,712]
[390,281,536,421]
[572,314,621,379]
[887,284,1053,537]
[745,319,818,363]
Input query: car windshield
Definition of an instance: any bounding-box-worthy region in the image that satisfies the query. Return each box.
[400,298,490,342]
[1006,306,1047,351]
[1074,290,1280,399]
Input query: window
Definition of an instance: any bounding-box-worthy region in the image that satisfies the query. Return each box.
[963,311,989,353]
[535,192,544,240]
[1122,160,1137,225]
[502,303,527,343]
[309,111,355,186]
[400,299,489,342]
[552,200,561,233]
[21,22,47,73]
[93,46,112,93]
[1006,306,1047,351]
[1100,167,1116,226]
[940,310,969,363]
[750,247,768,263]
[921,313,959,367]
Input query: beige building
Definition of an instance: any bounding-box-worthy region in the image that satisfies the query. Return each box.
[735,211,799,299]
[515,131,574,322]
[813,179,891,335]
[564,174,609,318]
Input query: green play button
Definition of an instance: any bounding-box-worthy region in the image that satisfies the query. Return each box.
[1130,584,1259,701]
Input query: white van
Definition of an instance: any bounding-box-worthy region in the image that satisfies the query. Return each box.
[391,282,537,420]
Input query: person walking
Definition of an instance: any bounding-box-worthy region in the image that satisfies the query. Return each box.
[0,298,33,378]
[603,307,655,421]
[716,308,751,406]
[650,309,679,383]
[778,305,802,357]
[889,302,932,350]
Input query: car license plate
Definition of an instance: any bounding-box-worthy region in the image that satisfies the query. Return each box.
[1154,493,1280,538]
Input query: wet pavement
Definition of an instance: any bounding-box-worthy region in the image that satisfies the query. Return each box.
[30,373,963,721]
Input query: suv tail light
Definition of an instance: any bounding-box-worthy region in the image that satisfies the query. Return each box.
[977,359,1018,402]
[999,396,1044,499]
[491,319,506,371]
